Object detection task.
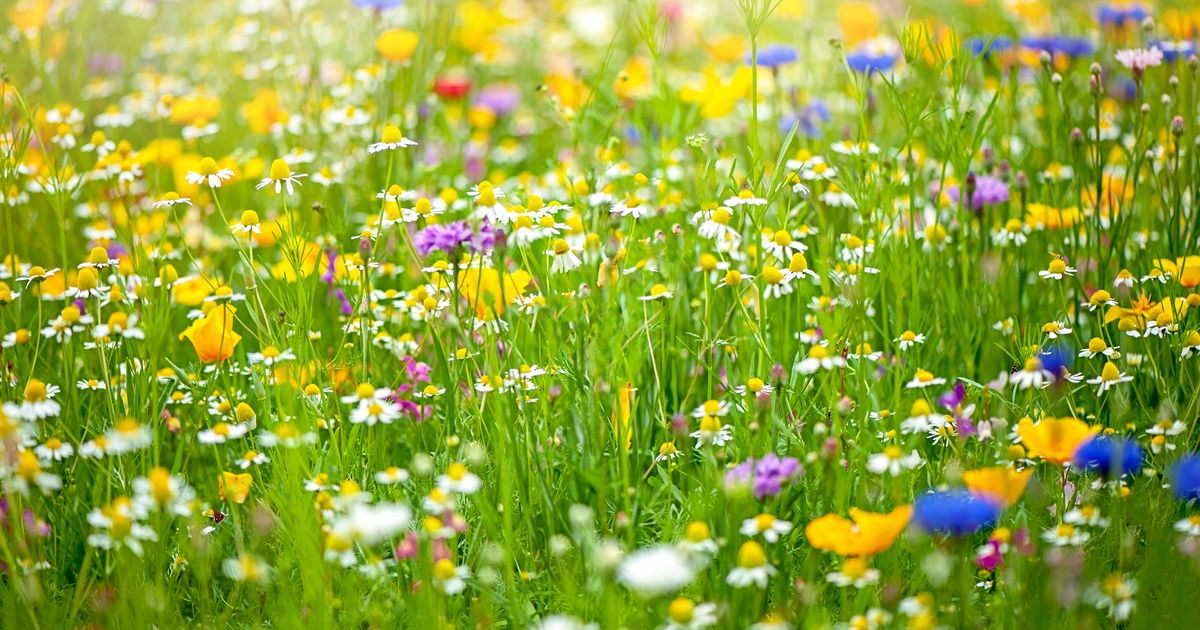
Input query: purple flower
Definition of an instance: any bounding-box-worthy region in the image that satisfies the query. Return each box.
[333,288,353,315]
[946,175,1009,210]
[413,221,497,257]
[725,454,802,499]
[724,459,756,490]
[474,83,521,116]
[753,454,801,498]
[403,356,431,382]
[353,0,404,9]
[937,382,966,411]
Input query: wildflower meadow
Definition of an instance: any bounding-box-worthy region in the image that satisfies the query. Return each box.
[6,0,1200,627]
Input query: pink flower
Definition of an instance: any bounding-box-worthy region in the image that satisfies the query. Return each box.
[1115,47,1163,75]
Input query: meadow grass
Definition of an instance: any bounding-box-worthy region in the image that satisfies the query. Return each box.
[3,0,1200,628]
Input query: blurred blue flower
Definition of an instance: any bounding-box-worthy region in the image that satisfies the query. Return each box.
[779,101,830,138]
[913,490,1000,536]
[1021,36,1095,59]
[1170,455,1200,501]
[1096,4,1147,28]
[1157,40,1197,63]
[846,50,898,74]
[1073,435,1142,478]
[748,45,799,69]
[966,35,1012,58]
[1040,342,1073,378]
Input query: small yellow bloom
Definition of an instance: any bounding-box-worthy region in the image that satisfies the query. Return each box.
[375,29,419,63]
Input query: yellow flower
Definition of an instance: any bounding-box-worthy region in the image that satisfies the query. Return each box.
[219,471,253,504]
[455,267,531,321]
[1017,416,1100,466]
[837,2,879,45]
[1153,257,1200,288]
[611,383,634,452]
[179,305,242,363]
[615,57,652,100]
[375,29,419,63]
[680,67,752,119]
[544,73,589,111]
[963,466,1032,507]
[242,88,286,135]
[805,505,911,557]
[705,35,746,63]
[171,275,214,306]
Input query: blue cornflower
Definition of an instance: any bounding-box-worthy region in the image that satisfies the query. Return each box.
[1072,435,1143,478]
[966,35,1012,58]
[1156,40,1198,63]
[748,45,799,69]
[1096,4,1148,27]
[1170,454,1200,501]
[846,50,898,74]
[913,490,1000,536]
[1040,342,1074,378]
[1021,36,1096,59]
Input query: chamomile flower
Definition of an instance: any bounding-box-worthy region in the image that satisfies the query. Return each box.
[1064,505,1110,527]
[228,209,263,236]
[237,450,269,469]
[1084,290,1117,312]
[16,379,62,420]
[1174,515,1200,537]
[1042,523,1090,547]
[350,399,402,426]
[655,441,681,462]
[826,558,880,588]
[368,125,418,153]
[1038,257,1076,280]
[1079,337,1118,358]
[677,521,719,559]
[734,377,773,397]
[740,514,793,543]
[726,541,776,588]
[87,497,157,555]
[724,189,767,207]
[761,228,806,262]
[375,467,410,485]
[35,437,74,461]
[895,330,925,350]
[548,239,582,273]
[341,382,391,405]
[1087,361,1132,396]
[1041,321,1072,339]
[795,344,845,374]
[185,157,235,188]
[906,369,946,389]
[760,265,794,299]
[224,554,272,583]
[432,558,470,595]
[1011,357,1053,390]
[197,422,250,445]
[692,399,730,418]
[247,346,295,366]
[1180,331,1200,358]
[664,599,718,630]
[690,416,733,447]
[256,158,306,195]
[640,283,674,301]
[867,446,924,475]
[437,463,482,494]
